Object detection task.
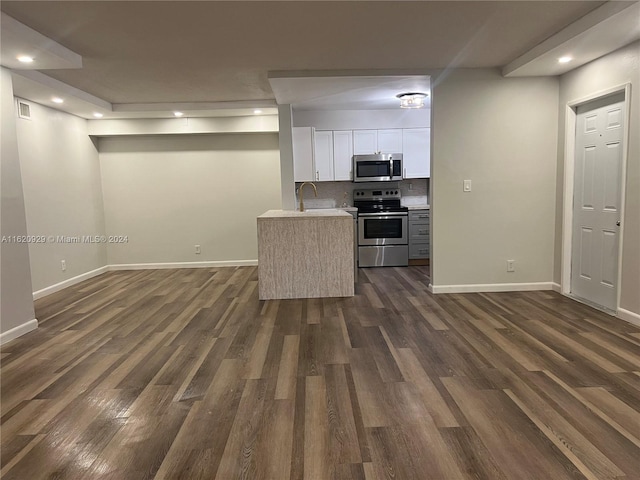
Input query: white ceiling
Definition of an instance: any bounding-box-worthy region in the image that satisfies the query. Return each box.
[269,74,431,111]
[1,1,638,119]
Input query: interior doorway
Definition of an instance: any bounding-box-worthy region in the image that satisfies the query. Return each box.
[562,86,630,313]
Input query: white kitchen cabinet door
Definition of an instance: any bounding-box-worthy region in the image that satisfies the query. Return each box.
[377,129,403,153]
[292,127,315,182]
[313,130,334,181]
[402,128,430,178]
[353,130,378,154]
[333,130,353,181]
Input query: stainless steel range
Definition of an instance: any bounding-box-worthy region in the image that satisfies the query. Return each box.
[353,188,409,267]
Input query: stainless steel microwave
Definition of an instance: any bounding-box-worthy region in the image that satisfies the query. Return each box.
[353,154,403,182]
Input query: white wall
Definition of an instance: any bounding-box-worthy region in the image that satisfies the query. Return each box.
[556,41,640,317]
[16,101,107,293]
[88,115,279,136]
[431,69,559,289]
[293,108,430,130]
[98,133,282,266]
[1,67,36,342]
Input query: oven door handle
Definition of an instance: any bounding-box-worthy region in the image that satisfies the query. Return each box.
[358,212,408,217]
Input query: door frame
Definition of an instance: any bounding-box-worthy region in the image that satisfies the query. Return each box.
[561,83,631,312]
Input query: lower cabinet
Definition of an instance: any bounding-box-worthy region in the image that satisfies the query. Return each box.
[408,209,430,260]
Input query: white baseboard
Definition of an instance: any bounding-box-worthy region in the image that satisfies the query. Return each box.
[0,319,38,345]
[33,260,258,300]
[33,266,109,300]
[617,308,640,327]
[108,260,258,270]
[431,282,554,294]
[551,282,562,293]
[427,283,434,293]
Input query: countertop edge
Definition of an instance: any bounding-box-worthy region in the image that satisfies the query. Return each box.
[406,205,430,210]
[258,209,353,219]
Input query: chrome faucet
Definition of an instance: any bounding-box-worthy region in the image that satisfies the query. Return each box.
[298,182,317,212]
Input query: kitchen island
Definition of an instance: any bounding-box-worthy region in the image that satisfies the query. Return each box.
[257,209,354,300]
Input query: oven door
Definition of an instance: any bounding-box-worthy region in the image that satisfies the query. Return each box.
[358,212,408,246]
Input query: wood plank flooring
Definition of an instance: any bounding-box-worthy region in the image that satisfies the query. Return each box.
[2,266,639,479]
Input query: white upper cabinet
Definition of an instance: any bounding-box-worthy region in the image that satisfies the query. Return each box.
[313,130,334,181]
[402,128,430,178]
[377,129,403,153]
[353,130,378,154]
[293,126,430,182]
[333,130,353,181]
[353,129,403,154]
[292,127,315,182]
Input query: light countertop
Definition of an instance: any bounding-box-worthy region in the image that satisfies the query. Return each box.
[258,209,352,219]
[402,195,429,210]
[406,204,430,210]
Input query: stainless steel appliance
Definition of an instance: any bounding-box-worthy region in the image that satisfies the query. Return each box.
[353,153,403,183]
[353,188,408,267]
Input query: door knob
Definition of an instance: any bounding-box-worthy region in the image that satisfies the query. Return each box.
[616,221,621,226]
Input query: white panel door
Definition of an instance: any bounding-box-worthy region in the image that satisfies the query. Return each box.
[353,130,378,154]
[333,130,353,181]
[377,129,403,153]
[571,95,624,311]
[402,128,430,178]
[313,130,334,181]
[292,127,314,182]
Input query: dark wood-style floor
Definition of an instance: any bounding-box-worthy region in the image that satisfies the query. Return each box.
[1,266,639,479]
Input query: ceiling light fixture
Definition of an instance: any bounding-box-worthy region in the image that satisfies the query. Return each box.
[52,97,64,104]
[93,112,104,118]
[253,109,263,114]
[558,56,573,64]
[173,111,184,117]
[396,92,428,109]
[17,55,34,63]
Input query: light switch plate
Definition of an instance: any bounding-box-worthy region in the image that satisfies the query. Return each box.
[463,179,472,192]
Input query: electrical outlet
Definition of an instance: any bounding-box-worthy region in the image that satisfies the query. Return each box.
[463,179,472,192]
[61,260,66,271]
[409,183,413,190]
[195,245,201,255]
[507,259,515,272]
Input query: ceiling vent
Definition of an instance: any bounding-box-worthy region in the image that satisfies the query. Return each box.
[17,100,31,120]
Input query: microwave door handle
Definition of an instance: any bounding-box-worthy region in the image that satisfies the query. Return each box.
[390,159,393,179]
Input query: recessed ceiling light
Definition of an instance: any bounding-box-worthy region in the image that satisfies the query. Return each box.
[52,97,64,104]
[254,109,263,114]
[558,56,573,64]
[17,55,34,63]
[93,112,104,118]
[173,111,184,117]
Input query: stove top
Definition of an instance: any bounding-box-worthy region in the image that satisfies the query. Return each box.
[353,188,407,214]
[356,204,409,213]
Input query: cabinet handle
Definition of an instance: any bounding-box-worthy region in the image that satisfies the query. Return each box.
[404,168,406,178]
[316,171,319,181]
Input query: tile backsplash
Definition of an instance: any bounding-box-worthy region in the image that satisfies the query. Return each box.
[296,179,429,208]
